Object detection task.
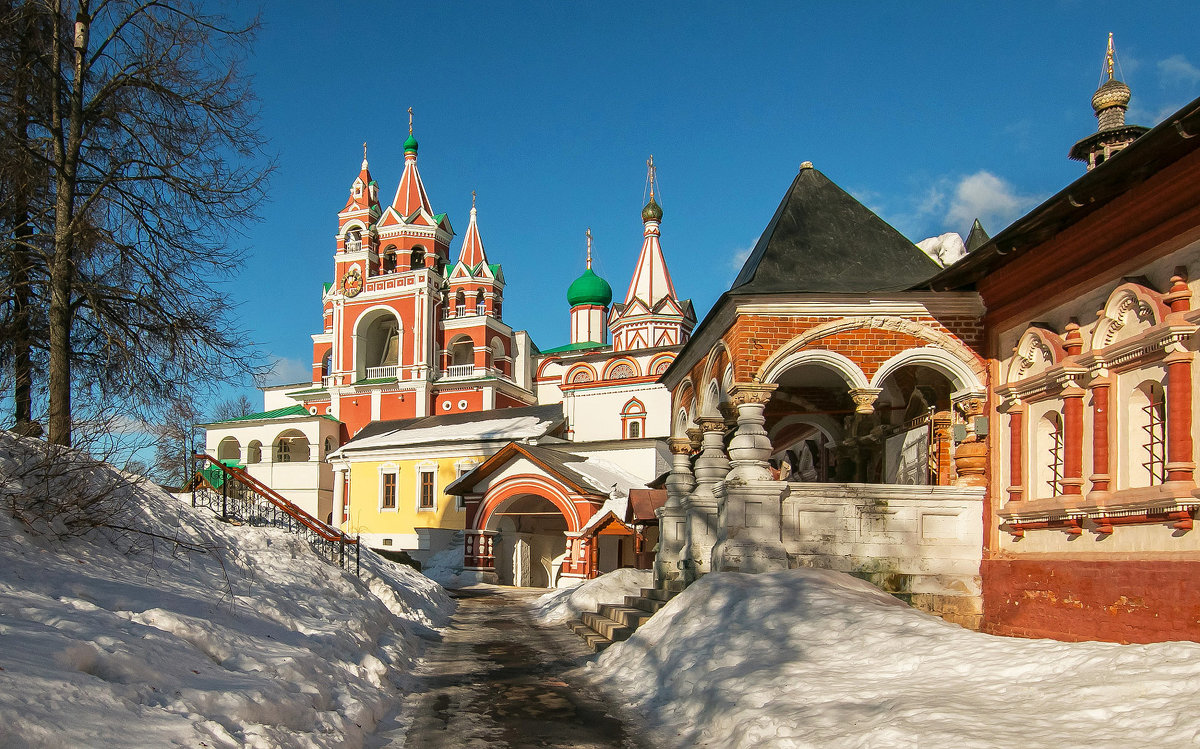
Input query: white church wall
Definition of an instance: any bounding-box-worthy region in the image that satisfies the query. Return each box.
[568,382,671,442]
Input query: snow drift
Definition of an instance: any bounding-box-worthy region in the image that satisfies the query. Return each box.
[533,568,653,624]
[588,568,1200,748]
[0,431,453,748]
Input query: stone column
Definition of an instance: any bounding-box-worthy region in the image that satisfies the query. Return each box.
[656,437,694,586]
[849,387,882,414]
[712,382,789,574]
[953,394,987,487]
[1005,401,1025,502]
[1165,349,1195,485]
[932,411,954,485]
[1060,378,1086,495]
[1087,371,1112,499]
[680,417,729,584]
[331,468,347,529]
[725,383,778,482]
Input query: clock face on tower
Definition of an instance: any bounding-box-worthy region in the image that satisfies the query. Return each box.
[342,266,363,298]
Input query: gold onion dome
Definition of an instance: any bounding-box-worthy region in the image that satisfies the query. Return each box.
[641,196,663,222]
[1092,78,1132,114]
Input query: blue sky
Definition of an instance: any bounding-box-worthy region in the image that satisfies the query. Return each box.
[226,1,1200,402]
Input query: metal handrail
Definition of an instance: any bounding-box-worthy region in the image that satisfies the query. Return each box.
[191,454,360,574]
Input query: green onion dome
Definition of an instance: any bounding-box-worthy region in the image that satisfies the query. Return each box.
[567,268,612,307]
[403,133,419,153]
[641,196,663,222]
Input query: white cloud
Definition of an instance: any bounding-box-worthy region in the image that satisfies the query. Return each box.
[261,355,313,387]
[943,171,1039,236]
[1159,54,1200,85]
[729,245,754,274]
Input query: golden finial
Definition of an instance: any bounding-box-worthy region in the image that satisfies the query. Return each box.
[1105,33,1115,80]
[586,227,593,270]
[408,106,414,135]
[471,190,477,211]
[363,142,368,159]
[646,154,657,199]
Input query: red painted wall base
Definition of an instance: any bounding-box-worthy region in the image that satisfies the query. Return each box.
[982,556,1200,643]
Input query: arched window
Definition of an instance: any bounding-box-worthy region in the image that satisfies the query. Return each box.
[324,437,335,457]
[382,245,397,273]
[344,227,362,252]
[217,436,240,462]
[1128,381,1166,487]
[246,440,262,464]
[476,290,486,315]
[275,430,310,463]
[1036,412,1063,499]
[410,246,426,270]
[621,398,647,440]
[321,350,332,378]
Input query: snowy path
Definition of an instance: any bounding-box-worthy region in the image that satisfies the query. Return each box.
[386,587,645,749]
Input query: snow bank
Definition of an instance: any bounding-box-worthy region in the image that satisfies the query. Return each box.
[418,531,473,589]
[588,568,1200,749]
[534,568,653,624]
[0,431,453,748]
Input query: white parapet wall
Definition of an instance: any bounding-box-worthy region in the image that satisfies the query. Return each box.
[780,482,985,627]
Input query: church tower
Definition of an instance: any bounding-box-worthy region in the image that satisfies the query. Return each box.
[566,228,613,346]
[1069,34,1150,170]
[295,111,534,436]
[609,156,695,351]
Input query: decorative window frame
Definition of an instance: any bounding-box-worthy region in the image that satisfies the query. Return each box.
[566,364,597,384]
[604,358,640,381]
[378,463,399,512]
[415,461,438,512]
[621,398,648,440]
[453,459,478,512]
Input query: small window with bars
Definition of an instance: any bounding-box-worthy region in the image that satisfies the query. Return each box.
[1141,385,1166,485]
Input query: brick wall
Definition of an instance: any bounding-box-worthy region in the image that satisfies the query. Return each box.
[687,312,983,386]
[982,556,1200,642]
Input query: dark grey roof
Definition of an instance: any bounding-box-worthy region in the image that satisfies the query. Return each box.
[729,165,941,295]
[345,403,563,444]
[964,219,990,253]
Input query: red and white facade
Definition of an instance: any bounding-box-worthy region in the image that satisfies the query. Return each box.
[294,136,535,440]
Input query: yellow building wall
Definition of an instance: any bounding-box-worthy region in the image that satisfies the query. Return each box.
[344,455,475,536]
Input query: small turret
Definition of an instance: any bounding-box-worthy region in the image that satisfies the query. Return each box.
[568,228,612,345]
[1069,34,1149,170]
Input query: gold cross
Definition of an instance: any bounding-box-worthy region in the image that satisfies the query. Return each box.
[408,106,414,135]
[472,190,477,209]
[586,227,593,269]
[647,154,656,198]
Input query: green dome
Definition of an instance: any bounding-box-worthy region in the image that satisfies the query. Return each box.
[641,196,663,222]
[403,133,418,153]
[567,268,612,307]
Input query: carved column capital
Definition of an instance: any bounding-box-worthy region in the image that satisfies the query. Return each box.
[954,393,986,419]
[729,382,778,407]
[848,387,883,414]
[696,416,728,434]
[668,437,694,455]
[686,427,703,451]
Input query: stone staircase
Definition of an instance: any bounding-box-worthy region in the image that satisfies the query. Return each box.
[566,582,685,652]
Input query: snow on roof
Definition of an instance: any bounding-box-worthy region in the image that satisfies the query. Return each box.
[335,406,562,455]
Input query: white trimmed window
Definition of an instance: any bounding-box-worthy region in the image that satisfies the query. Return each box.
[453,461,476,512]
[379,464,399,511]
[416,464,437,512]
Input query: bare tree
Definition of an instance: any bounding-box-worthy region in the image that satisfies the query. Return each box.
[211,394,256,423]
[1,0,271,447]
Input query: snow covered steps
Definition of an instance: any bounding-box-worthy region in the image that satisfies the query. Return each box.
[566,584,683,652]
